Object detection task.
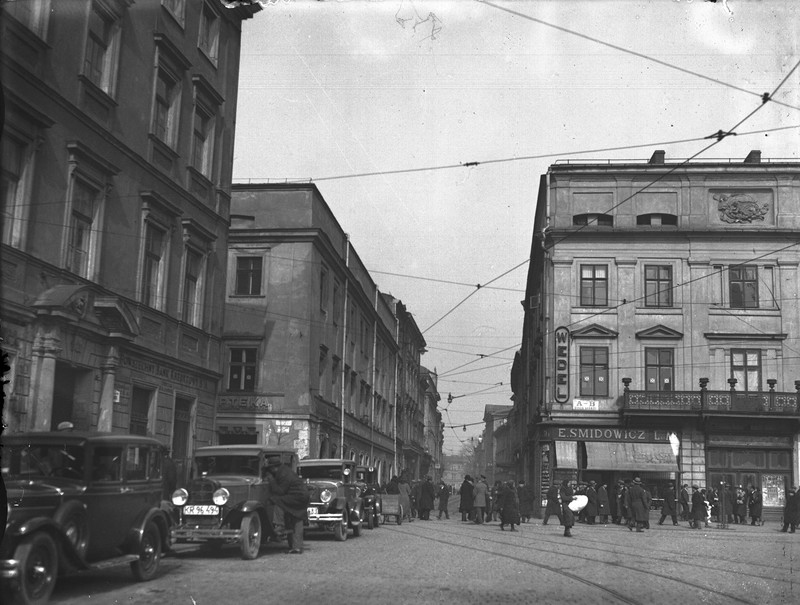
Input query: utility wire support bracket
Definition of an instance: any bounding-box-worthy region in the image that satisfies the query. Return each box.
[704,130,737,142]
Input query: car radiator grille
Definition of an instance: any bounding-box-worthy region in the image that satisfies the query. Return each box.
[188,480,215,505]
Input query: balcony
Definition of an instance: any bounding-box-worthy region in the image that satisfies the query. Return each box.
[622,378,800,418]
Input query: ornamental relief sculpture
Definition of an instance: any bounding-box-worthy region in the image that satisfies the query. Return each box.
[714,192,769,223]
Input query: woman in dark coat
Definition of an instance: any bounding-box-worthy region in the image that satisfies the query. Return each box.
[626,477,649,532]
[517,480,534,523]
[499,481,521,531]
[658,484,678,525]
[584,481,598,524]
[459,475,474,522]
[748,484,763,526]
[690,485,707,529]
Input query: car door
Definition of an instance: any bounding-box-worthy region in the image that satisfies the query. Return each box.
[86,444,128,560]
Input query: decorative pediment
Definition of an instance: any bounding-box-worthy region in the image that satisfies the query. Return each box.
[33,286,138,339]
[570,323,618,339]
[635,325,684,340]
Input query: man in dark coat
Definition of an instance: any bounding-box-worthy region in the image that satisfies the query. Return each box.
[459,475,474,522]
[584,481,598,524]
[781,487,800,533]
[437,480,450,519]
[690,485,706,529]
[627,477,649,532]
[418,476,436,520]
[748,484,763,526]
[517,480,534,523]
[264,456,310,554]
[658,484,678,526]
[499,481,521,531]
[543,483,562,526]
[597,483,610,524]
[679,484,691,521]
[559,479,576,537]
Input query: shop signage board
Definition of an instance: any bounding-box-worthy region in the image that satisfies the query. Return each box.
[554,327,569,403]
[542,426,672,443]
[573,399,599,411]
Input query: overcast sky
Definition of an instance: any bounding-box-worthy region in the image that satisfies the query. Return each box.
[231,0,800,455]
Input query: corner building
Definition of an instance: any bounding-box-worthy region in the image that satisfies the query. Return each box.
[514,150,800,521]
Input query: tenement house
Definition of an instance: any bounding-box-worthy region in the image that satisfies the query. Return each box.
[513,150,800,521]
[1,0,260,482]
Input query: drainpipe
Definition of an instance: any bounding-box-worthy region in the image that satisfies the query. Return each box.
[340,237,350,459]
[370,288,378,464]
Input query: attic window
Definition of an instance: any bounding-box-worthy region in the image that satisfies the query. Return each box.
[573,213,613,227]
[637,213,677,226]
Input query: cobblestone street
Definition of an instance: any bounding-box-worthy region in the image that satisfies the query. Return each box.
[49,509,799,605]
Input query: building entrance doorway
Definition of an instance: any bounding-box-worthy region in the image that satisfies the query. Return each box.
[52,362,92,430]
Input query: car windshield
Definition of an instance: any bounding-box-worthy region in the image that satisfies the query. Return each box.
[298,465,346,480]
[2,443,86,480]
[195,455,261,476]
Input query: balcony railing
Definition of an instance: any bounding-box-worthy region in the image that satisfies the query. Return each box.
[622,378,800,417]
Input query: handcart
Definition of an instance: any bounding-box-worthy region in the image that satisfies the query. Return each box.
[381,494,404,525]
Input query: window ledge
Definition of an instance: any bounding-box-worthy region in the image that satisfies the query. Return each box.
[148,133,179,158]
[198,46,218,69]
[708,307,781,317]
[78,74,118,109]
[229,294,266,299]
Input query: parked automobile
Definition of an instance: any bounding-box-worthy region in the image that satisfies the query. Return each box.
[354,466,382,529]
[297,459,364,541]
[1,431,173,605]
[169,445,298,559]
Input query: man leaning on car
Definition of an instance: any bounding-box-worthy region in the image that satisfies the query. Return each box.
[263,456,310,554]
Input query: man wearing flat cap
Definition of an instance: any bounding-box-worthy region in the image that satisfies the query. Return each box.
[263,456,310,554]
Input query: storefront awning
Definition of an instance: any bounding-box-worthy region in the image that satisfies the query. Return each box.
[555,440,578,469]
[585,442,679,472]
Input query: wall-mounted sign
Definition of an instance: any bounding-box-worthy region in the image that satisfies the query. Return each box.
[541,426,672,443]
[573,399,599,411]
[554,327,570,403]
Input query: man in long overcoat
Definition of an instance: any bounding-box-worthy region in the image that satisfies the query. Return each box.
[781,487,800,533]
[748,484,763,526]
[264,456,310,554]
[584,481,598,524]
[559,479,576,537]
[517,480,534,523]
[690,485,706,529]
[679,484,691,521]
[472,475,489,524]
[658,484,678,525]
[418,476,436,520]
[626,477,649,532]
[459,475,474,522]
[499,481,521,531]
[543,483,562,525]
[597,483,610,524]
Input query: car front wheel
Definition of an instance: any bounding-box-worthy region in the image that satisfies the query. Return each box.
[334,511,348,542]
[366,507,375,530]
[239,512,262,560]
[7,532,59,605]
[131,520,162,581]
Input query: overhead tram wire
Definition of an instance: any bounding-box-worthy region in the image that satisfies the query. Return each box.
[477,0,800,114]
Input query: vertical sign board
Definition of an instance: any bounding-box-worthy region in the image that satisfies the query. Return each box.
[555,327,569,403]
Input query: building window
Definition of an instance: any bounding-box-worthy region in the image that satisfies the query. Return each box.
[645,348,673,392]
[580,264,608,307]
[318,349,327,398]
[191,104,215,177]
[731,349,761,391]
[182,247,203,326]
[1,135,33,248]
[228,348,257,392]
[730,265,758,308]
[198,2,220,64]
[142,222,166,310]
[67,180,99,278]
[360,314,369,354]
[580,346,608,397]
[130,386,152,436]
[332,357,341,406]
[162,0,185,25]
[332,280,341,325]
[5,0,51,38]
[573,213,613,227]
[153,68,181,148]
[83,3,120,95]
[235,256,262,295]
[637,213,677,226]
[320,265,328,312]
[644,265,673,307]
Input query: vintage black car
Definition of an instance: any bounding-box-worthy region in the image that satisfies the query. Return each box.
[297,459,364,541]
[169,445,298,559]
[1,431,173,605]
[355,466,382,529]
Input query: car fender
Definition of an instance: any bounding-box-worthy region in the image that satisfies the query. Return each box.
[4,516,89,570]
[126,507,172,555]
[348,499,364,523]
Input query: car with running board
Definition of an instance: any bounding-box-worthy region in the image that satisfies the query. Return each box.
[297,459,365,541]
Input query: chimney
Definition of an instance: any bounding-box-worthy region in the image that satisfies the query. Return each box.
[649,150,665,164]
[744,150,761,164]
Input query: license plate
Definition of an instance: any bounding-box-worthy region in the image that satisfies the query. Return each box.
[184,505,219,516]
[307,507,318,516]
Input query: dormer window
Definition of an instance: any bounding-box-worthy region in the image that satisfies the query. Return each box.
[573,213,613,227]
[637,213,677,226]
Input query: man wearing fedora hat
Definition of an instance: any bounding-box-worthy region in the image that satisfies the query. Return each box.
[264,456,309,554]
[627,477,649,532]
[690,484,706,529]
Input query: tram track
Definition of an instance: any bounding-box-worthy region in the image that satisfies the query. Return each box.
[386,521,766,605]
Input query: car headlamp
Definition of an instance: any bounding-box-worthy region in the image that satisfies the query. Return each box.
[172,488,189,506]
[212,488,230,506]
[320,488,333,503]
